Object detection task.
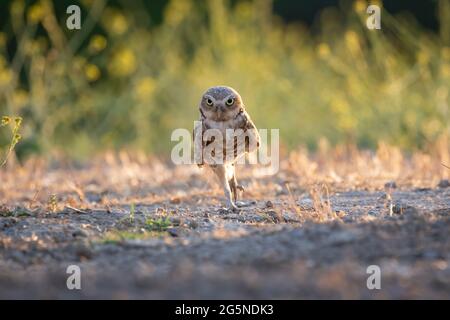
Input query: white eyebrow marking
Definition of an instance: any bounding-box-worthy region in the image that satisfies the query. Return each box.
[204,95,217,102]
[220,94,235,102]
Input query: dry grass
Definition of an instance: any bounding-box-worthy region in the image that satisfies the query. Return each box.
[308,184,338,222]
[0,138,448,220]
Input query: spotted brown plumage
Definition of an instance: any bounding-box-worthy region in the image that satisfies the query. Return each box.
[193,86,260,211]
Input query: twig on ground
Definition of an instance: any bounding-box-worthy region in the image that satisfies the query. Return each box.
[65,205,88,214]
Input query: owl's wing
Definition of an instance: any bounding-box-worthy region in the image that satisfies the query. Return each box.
[227,110,260,160]
[193,119,204,167]
[239,110,260,153]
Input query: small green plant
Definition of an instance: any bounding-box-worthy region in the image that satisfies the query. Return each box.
[101,227,174,244]
[145,215,172,232]
[101,230,149,244]
[129,202,135,223]
[0,116,22,167]
[0,206,33,218]
[0,206,13,217]
[47,194,58,213]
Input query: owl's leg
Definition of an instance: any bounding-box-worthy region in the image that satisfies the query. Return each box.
[229,175,238,203]
[212,165,238,212]
[229,167,246,207]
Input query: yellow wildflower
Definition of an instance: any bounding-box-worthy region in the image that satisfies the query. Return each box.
[102,9,128,36]
[353,0,366,12]
[108,48,136,77]
[84,64,101,81]
[27,3,44,24]
[1,116,11,126]
[88,35,107,53]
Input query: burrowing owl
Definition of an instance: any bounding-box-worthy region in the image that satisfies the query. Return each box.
[194,86,260,211]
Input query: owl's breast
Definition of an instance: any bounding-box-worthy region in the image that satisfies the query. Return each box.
[203,119,235,134]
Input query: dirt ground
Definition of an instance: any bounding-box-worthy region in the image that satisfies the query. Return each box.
[0,147,449,299]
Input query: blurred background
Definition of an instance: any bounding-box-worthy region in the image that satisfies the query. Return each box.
[0,0,449,160]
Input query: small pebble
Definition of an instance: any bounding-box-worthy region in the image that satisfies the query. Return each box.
[391,203,419,215]
[384,181,397,189]
[368,210,378,216]
[266,210,282,223]
[75,244,93,259]
[72,229,88,238]
[188,220,199,229]
[170,217,181,226]
[438,179,450,188]
[170,197,181,204]
[167,228,179,237]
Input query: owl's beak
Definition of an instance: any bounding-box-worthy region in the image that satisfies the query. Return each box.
[215,105,227,120]
[217,105,226,113]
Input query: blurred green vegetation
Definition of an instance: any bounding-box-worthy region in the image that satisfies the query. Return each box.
[0,0,449,160]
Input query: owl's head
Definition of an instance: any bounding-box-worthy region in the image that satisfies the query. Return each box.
[199,86,244,121]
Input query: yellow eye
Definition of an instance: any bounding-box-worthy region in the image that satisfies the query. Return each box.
[226,98,234,106]
[206,98,213,106]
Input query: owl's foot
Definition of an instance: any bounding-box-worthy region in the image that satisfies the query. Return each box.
[219,203,239,214]
[229,202,239,212]
[230,184,245,203]
[227,198,240,212]
[235,200,257,208]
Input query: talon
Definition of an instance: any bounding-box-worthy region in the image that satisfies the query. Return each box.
[237,185,245,192]
[227,202,239,212]
[235,201,246,208]
[235,200,254,208]
[220,201,239,213]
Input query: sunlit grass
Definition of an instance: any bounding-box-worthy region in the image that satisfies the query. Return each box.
[101,230,167,244]
[0,115,22,166]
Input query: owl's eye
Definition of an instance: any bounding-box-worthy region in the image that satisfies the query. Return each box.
[226,98,235,106]
[206,98,213,106]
